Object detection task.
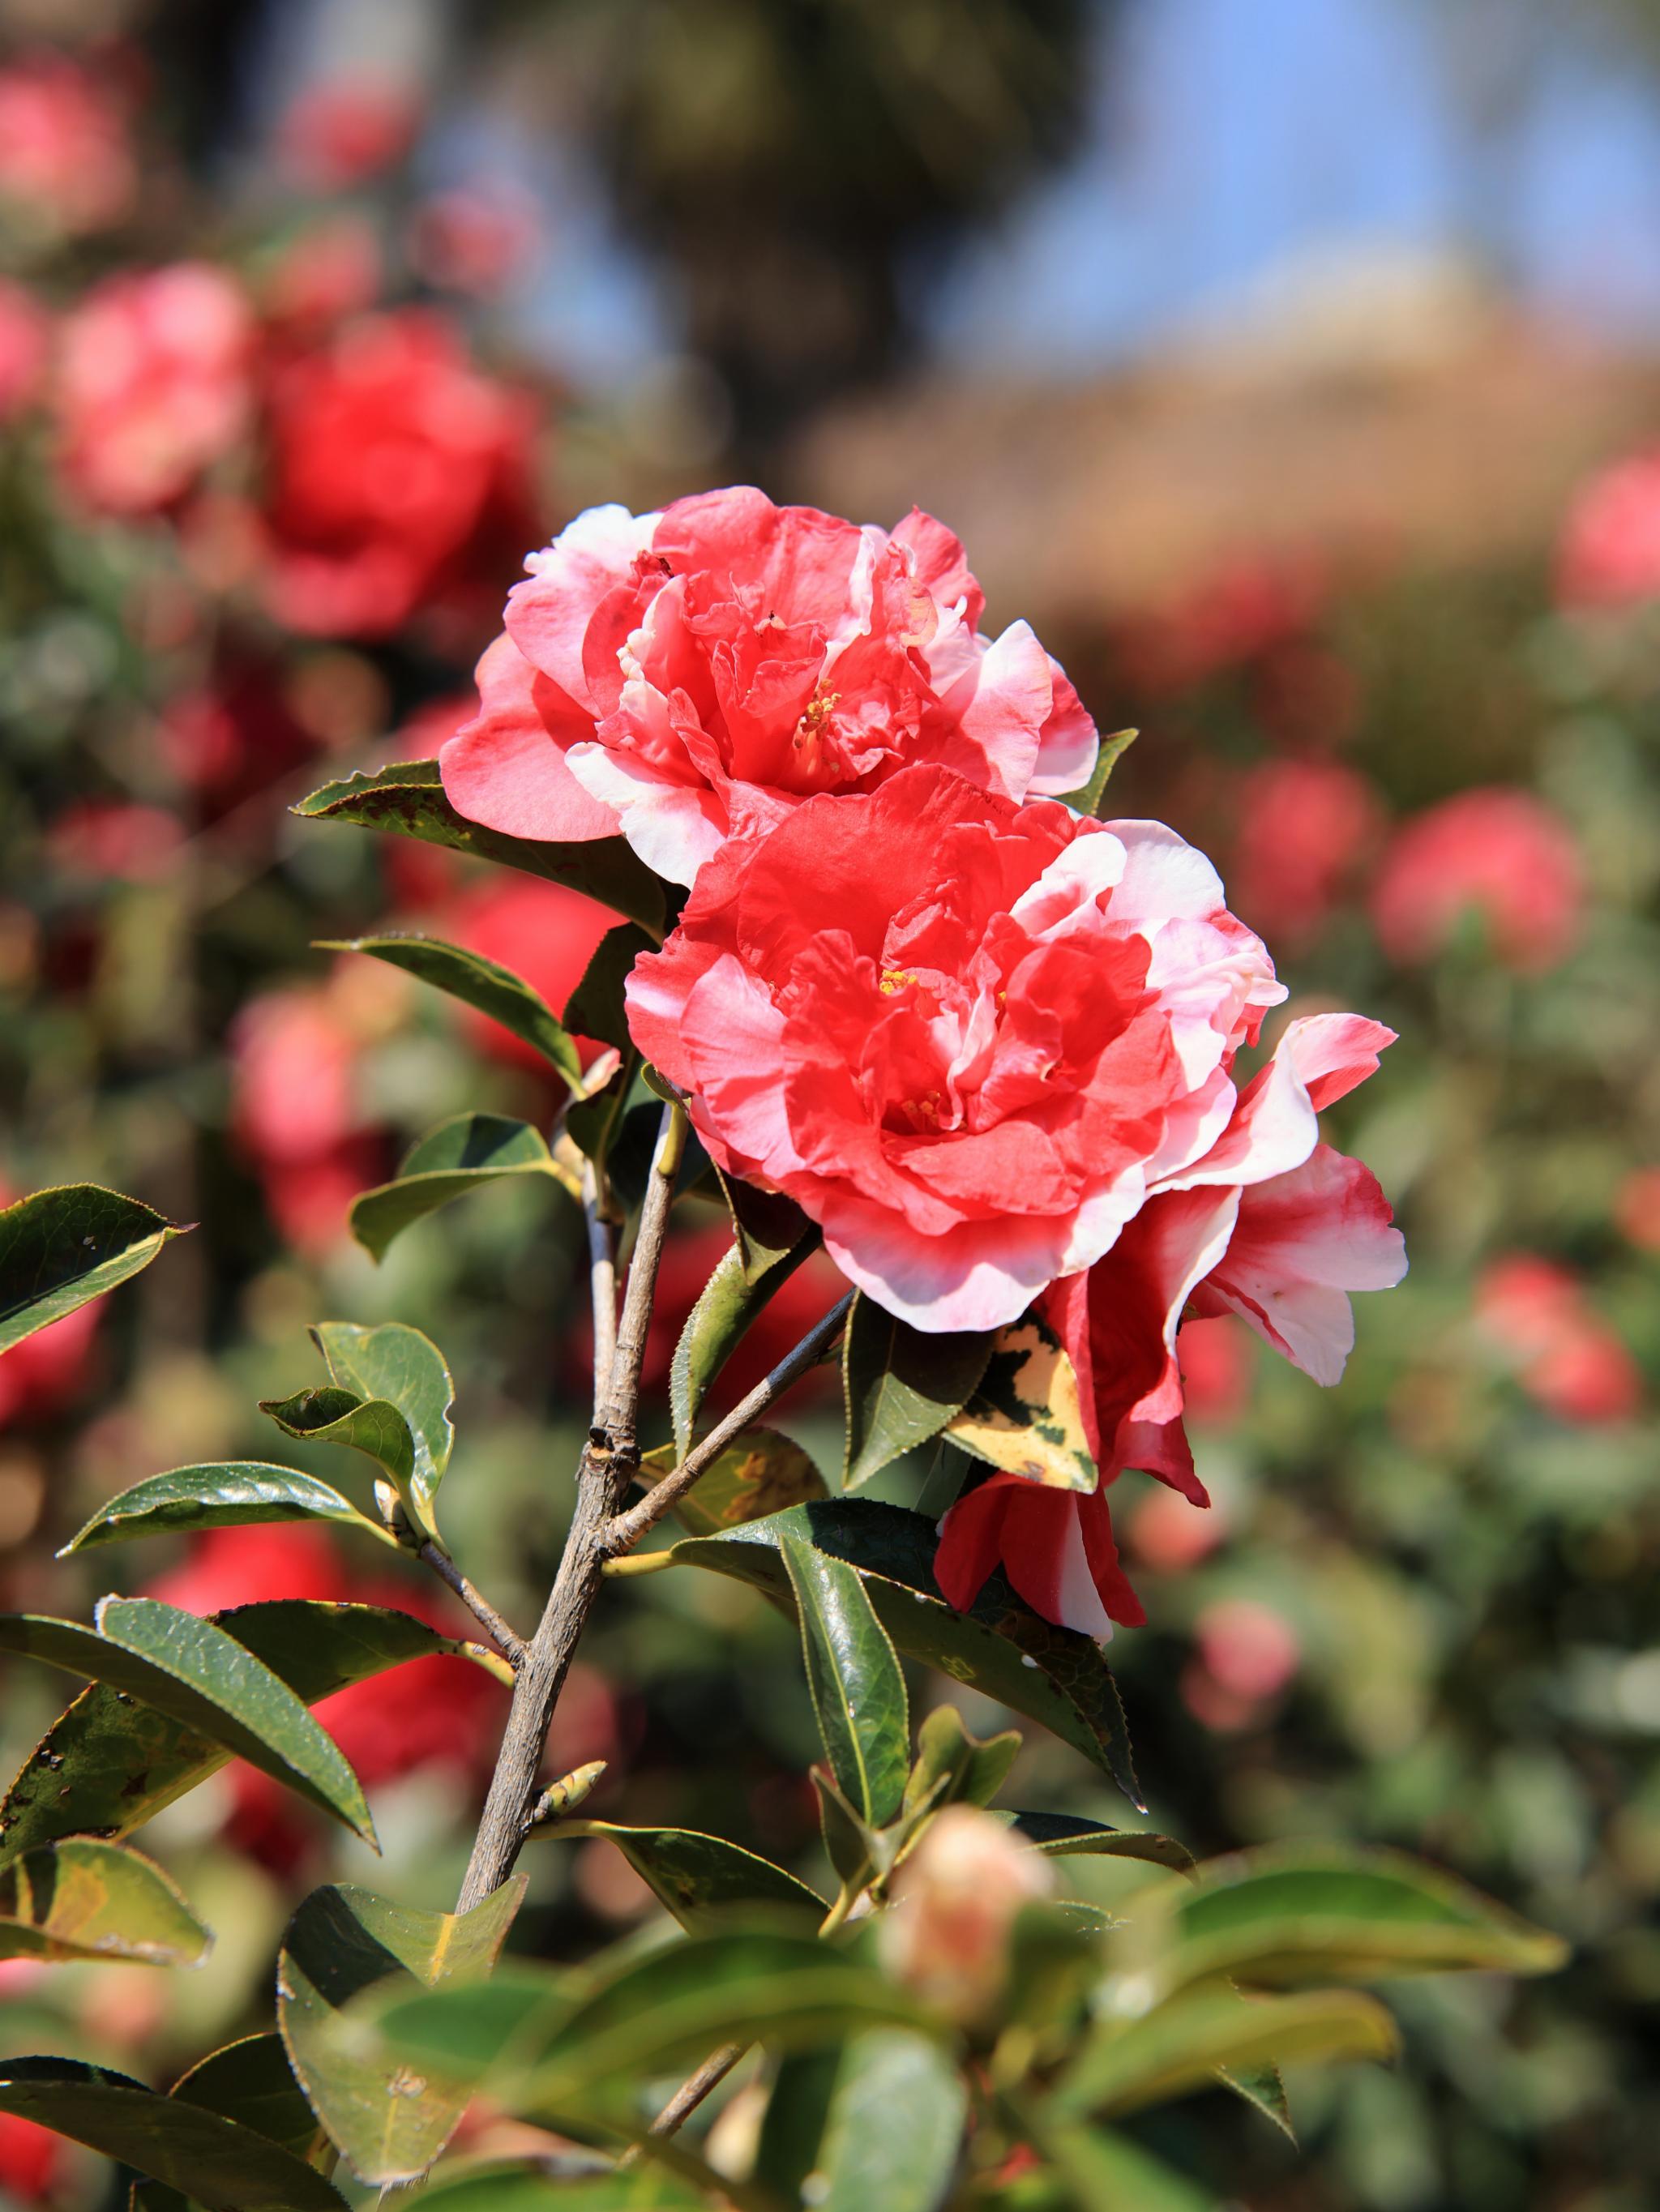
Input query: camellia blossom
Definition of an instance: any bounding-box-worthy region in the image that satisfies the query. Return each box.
[1555,446,1660,610]
[628,762,1299,1333]
[0,54,134,237]
[440,488,1098,885]
[258,310,539,639]
[1370,787,1581,974]
[0,280,49,424]
[1474,1254,1642,1427]
[56,263,255,515]
[935,1009,1405,1637]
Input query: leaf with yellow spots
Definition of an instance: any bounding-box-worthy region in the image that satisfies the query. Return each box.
[946,1311,1097,1491]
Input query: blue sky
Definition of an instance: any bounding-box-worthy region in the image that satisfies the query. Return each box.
[481,0,1660,383]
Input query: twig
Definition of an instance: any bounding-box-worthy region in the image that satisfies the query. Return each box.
[581,1154,618,1425]
[451,1104,687,1915]
[417,1541,526,1667]
[621,2043,747,2163]
[602,1290,854,1554]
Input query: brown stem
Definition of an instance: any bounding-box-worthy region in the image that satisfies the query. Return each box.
[602,1290,854,1554]
[452,1105,686,1914]
[621,2043,746,2163]
[418,1541,525,1666]
[581,1156,618,1424]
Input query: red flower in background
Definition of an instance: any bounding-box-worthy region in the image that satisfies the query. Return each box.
[228,982,385,1255]
[1183,1598,1302,1732]
[258,310,540,640]
[277,79,421,192]
[261,213,383,335]
[1556,447,1660,610]
[47,800,185,884]
[1371,787,1581,973]
[0,2110,62,2202]
[55,263,255,515]
[441,488,1098,886]
[0,279,49,423]
[437,876,617,1074]
[1475,1254,1642,1426]
[936,1014,1405,1637]
[142,1526,510,1872]
[1117,554,1326,693]
[0,52,134,236]
[1229,758,1383,947]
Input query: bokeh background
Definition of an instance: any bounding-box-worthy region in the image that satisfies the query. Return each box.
[3,2,1659,2206]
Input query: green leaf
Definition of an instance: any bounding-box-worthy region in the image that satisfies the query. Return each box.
[95,1598,377,1844]
[842,1295,995,1489]
[565,922,657,1052]
[669,1238,821,1456]
[323,934,584,1092]
[903,1706,1021,1821]
[947,1310,1097,1493]
[1123,1845,1571,1996]
[814,1768,881,1900]
[537,1824,824,1927]
[0,2058,347,2210]
[262,1321,454,1538]
[642,1428,826,1539]
[352,1115,567,1264]
[409,2163,702,2208]
[811,2028,968,2212]
[132,2034,336,2212]
[781,1534,910,1829]
[0,1183,188,1353]
[712,1169,817,1287]
[277,1876,526,2185]
[0,1602,487,1866]
[378,1926,932,2121]
[1058,728,1138,818]
[1054,1985,1397,2120]
[0,1838,210,1966]
[60,1463,394,1555]
[293,759,665,936]
[1007,1812,1195,1875]
[670,1500,1141,1809]
[1041,2120,1220,2212]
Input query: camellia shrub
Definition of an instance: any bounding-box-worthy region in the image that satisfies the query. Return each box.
[0,493,1564,2210]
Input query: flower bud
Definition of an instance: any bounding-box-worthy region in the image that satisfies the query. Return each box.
[879,1804,1052,2026]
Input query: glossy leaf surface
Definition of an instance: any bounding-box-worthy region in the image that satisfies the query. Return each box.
[0,1838,210,1966]
[351,1115,563,1263]
[61,1463,391,1555]
[0,1184,186,1353]
[781,1534,909,1828]
[323,934,583,1091]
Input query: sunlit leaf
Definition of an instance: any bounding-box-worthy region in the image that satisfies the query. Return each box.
[60,1464,393,1555]
[277,1877,526,2185]
[131,2034,336,2212]
[648,1428,826,1539]
[670,1500,1141,1808]
[537,1823,824,1927]
[669,1239,822,1456]
[1054,1985,1397,2119]
[351,1114,567,1264]
[712,1169,817,1288]
[903,1705,1020,1821]
[781,1535,909,1828]
[1007,1811,1194,1875]
[293,760,665,935]
[262,1321,454,1538]
[0,1838,209,1966]
[947,1311,1097,1492]
[408,2161,701,2208]
[0,2057,347,2210]
[1119,1845,1571,1996]
[0,1184,187,1354]
[0,1602,474,1864]
[842,1295,995,1489]
[323,934,584,1092]
[811,2029,966,2212]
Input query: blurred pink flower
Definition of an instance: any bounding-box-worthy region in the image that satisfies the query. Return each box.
[1230,757,1383,946]
[0,52,134,236]
[1125,1481,1226,1575]
[229,983,387,1253]
[1556,447,1660,610]
[276,79,421,191]
[0,280,49,423]
[56,263,255,515]
[1176,1313,1251,1424]
[1183,1598,1301,1731]
[438,875,618,1074]
[409,185,540,296]
[1371,788,1582,973]
[1475,1254,1642,1426]
[1119,554,1326,693]
[47,800,185,883]
[258,310,540,640]
[262,212,383,332]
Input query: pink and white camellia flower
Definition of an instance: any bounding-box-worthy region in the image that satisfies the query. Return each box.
[626,762,1297,1333]
[935,1012,1406,1639]
[439,488,1098,884]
